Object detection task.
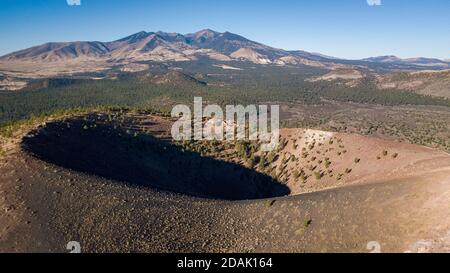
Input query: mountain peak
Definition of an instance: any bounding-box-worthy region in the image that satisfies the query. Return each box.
[188,29,221,40]
[198,28,219,33]
[362,55,402,63]
[115,31,151,43]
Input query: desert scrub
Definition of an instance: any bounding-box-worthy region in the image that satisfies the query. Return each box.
[278,138,288,151]
[314,171,325,180]
[0,106,126,139]
[354,158,361,164]
[267,152,277,163]
[258,156,267,170]
[282,154,290,164]
[392,153,399,159]
[293,170,301,179]
[265,200,276,208]
[0,107,93,138]
[304,219,313,228]
[278,162,287,173]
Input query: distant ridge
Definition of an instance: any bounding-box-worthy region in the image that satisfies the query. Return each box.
[0,29,448,77]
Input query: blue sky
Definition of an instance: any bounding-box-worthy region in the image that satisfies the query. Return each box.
[0,0,449,59]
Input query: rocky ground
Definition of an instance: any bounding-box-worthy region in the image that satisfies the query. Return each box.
[1,112,450,253]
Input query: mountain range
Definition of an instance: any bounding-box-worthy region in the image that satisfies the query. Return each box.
[1,29,449,78]
[0,29,329,66]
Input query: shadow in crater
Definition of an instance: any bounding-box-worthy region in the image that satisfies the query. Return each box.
[22,118,290,200]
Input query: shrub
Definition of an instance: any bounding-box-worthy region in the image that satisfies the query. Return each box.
[266,200,276,208]
[314,171,324,180]
[304,219,312,228]
[258,156,266,170]
[267,152,276,163]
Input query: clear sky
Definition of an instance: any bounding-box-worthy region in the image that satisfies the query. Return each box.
[0,0,449,59]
